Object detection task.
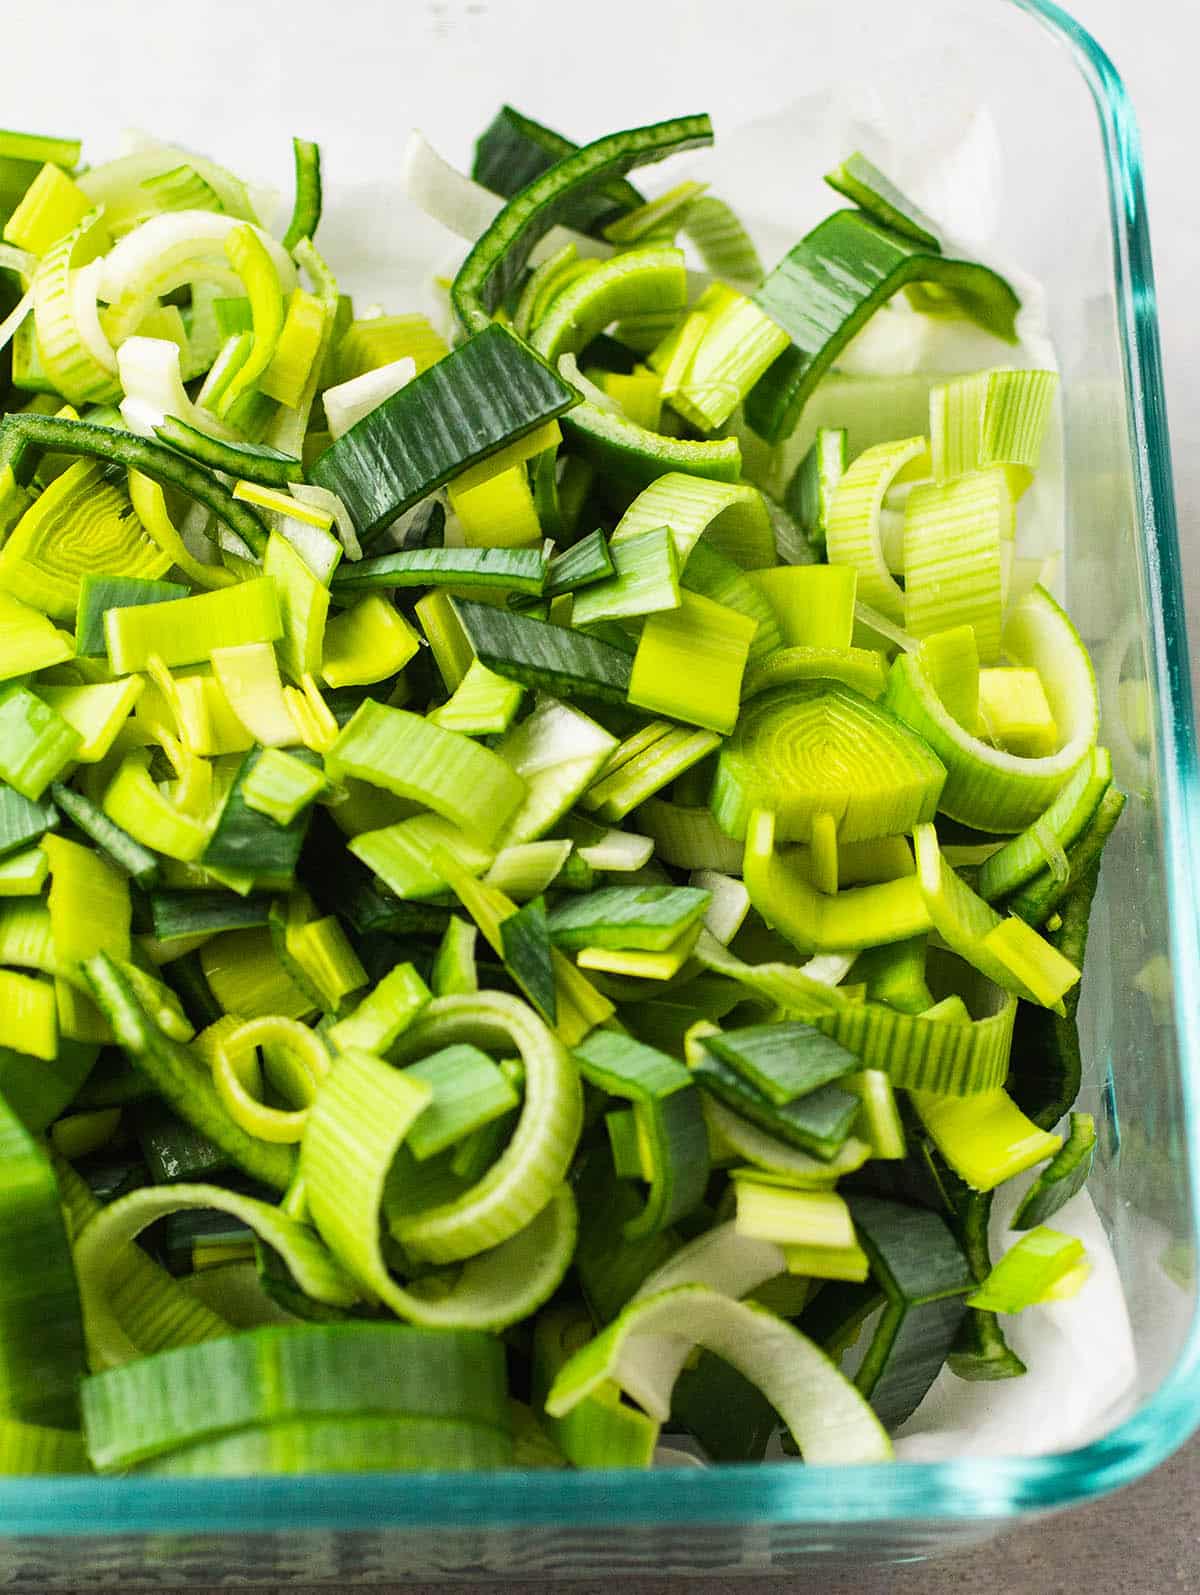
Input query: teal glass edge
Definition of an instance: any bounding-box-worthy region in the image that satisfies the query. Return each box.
[1,0,1198,1539]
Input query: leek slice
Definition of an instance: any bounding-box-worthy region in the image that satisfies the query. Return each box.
[0,589,73,678]
[0,413,270,559]
[561,394,742,488]
[584,724,720,825]
[629,591,757,736]
[452,115,712,332]
[3,162,91,256]
[574,1031,708,1240]
[302,1045,576,1329]
[240,747,327,826]
[31,210,119,405]
[742,645,887,702]
[913,823,1080,1010]
[884,583,1099,832]
[0,457,169,620]
[930,368,1058,491]
[533,1307,657,1469]
[706,1020,857,1106]
[321,595,419,690]
[845,1194,975,1428]
[750,564,857,651]
[452,597,632,705]
[785,426,847,555]
[35,677,142,762]
[746,210,1019,444]
[825,436,927,623]
[281,137,322,252]
[548,885,710,953]
[0,685,81,800]
[155,415,302,487]
[494,695,618,845]
[72,1183,357,1370]
[327,699,526,847]
[349,814,494,902]
[713,683,945,843]
[571,526,679,627]
[1006,786,1125,928]
[84,951,296,1192]
[1012,1112,1096,1229]
[471,104,643,231]
[911,1087,1062,1193]
[546,1283,891,1463]
[309,323,577,541]
[902,469,1008,660]
[613,471,774,571]
[331,545,545,596]
[965,1226,1086,1312]
[82,1322,507,1473]
[0,1094,86,1428]
[529,246,687,364]
[663,287,791,433]
[824,153,940,249]
[203,746,315,888]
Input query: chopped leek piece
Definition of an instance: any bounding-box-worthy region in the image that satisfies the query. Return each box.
[966,1226,1086,1312]
[911,1087,1061,1193]
[914,822,1079,1010]
[3,163,91,255]
[930,368,1058,491]
[1012,1112,1096,1229]
[0,685,81,800]
[823,153,940,249]
[332,545,545,595]
[547,885,709,952]
[628,590,756,735]
[882,586,1099,833]
[746,210,1019,444]
[499,894,557,1020]
[494,695,618,845]
[0,846,47,896]
[282,137,322,252]
[844,1195,976,1427]
[583,723,720,824]
[202,747,316,889]
[35,677,143,762]
[0,457,169,620]
[453,115,712,331]
[613,471,775,572]
[705,1021,857,1107]
[452,597,632,705]
[903,470,1008,660]
[310,324,578,540]
[210,643,299,749]
[545,1283,891,1463]
[75,574,188,658]
[713,682,945,843]
[574,1030,708,1238]
[689,1040,859,1161]
[750,565,858,650]
[401,1044,520,1163]
[978,748,1112,904]
[0,590,73,680]
[321,595,420,689]
[327,699,526,847]
[155,416,303,487]
[977,667,1058,756]
[785,426,847,554]
[106,578,281,674]
[571,525,679,627]
[349,814,493,902]
[432,917,480,998]
[240,747,328,826]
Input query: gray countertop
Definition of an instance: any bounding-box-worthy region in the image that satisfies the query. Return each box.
[63,2,1200,1592]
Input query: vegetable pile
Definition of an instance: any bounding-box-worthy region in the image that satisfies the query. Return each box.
[0,109,1120,1477]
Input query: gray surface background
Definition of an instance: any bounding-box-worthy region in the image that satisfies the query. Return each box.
[57,0,1200,1590]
